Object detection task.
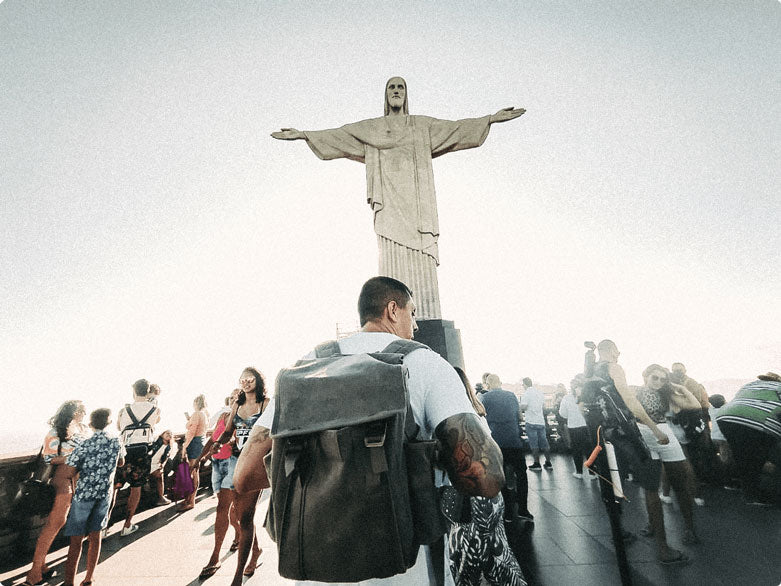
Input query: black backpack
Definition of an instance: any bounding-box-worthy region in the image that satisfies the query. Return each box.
[265,339,445,582]
[581,363,651,464]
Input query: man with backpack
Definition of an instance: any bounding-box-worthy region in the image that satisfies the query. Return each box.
[116,378,160,536]
[232,276,505,586]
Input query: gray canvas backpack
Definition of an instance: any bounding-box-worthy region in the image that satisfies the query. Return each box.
[265,339,446,582]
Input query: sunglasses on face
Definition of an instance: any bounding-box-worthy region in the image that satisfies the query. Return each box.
[239,377,255,384]
[650,375,668,383]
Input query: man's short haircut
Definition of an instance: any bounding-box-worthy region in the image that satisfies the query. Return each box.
[671,362,686,372]
[132,378,150,397]
[486,374,502,389]
[90,408,111,430]
[358,276,413,327]
[597,339,617,355]
[522,377,532,387]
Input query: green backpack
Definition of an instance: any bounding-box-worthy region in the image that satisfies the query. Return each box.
[265,339,446,582]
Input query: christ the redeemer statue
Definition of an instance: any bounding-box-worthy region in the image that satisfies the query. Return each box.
[272,76,525,319]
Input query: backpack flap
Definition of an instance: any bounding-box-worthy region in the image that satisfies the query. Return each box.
[272,352,410,440]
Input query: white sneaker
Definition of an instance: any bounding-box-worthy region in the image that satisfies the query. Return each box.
[120,524,138,537]
[572,472,583,479]
[660,494,673,504]
[694,497,705,506]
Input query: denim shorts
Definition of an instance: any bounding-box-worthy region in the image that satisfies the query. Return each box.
[526,423,550,451]
[64,494,111,536]
[186,436,204,460]
[211,457,234,493]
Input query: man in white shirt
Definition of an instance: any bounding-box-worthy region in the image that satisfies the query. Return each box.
[520,377,552,470]
[116,378,160,536]
[232,276,504,586]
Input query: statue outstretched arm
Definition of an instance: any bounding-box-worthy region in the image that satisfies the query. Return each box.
[271,128,306,140]
[489,107,526,124]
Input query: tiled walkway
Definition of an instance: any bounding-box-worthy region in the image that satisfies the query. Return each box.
[2,453,779,585]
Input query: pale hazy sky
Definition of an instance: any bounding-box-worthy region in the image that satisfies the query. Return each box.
[2,1,779,437]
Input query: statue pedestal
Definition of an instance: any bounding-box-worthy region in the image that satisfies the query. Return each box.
[413,318,465,370]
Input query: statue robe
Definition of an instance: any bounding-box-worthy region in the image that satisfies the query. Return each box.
[303,114,492,319]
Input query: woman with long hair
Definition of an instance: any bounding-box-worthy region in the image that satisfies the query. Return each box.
[635,364,701,551]
[24,400,89,586]
[215,367,269,586]
[197,388,242,579]
[179,394,208,511]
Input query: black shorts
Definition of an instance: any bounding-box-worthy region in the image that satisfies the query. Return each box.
[117,444,152,488]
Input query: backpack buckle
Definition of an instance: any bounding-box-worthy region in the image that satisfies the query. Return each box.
[364,422,387,448]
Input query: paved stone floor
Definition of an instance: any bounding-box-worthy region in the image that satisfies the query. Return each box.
[2,453,779,585]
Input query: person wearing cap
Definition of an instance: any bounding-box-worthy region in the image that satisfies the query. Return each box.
[715,372,781,505]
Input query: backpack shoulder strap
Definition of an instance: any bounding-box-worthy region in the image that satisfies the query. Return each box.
[125,405,140,427]
[380,339,428,357]
[314,340,341,358]
[136,405,156,426]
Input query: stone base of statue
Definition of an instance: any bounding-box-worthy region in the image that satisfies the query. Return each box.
[413,318,465,370]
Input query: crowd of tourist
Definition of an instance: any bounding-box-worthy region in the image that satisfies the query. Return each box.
[17,278,780,585]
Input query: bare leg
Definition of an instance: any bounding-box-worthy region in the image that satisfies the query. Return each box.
[124,486,140,528]
[230,489,262,586]
[64,535,84,586]
[667,460,696,533]
[151,469,165,500]
[661,463,671,497]
[204,489,235,568]
[26,491,72,583]
[82,530,102,584]
[187,458,200,507]
[229,499,240,539]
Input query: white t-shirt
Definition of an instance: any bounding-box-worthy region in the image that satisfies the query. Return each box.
[255,331,473,586]
[558,394,586,428]
[520,386,546,426]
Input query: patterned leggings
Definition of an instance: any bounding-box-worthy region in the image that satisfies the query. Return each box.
[447,494,526,586]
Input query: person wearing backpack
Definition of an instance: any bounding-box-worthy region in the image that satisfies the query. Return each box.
[585,340,688,565]
[231,276,505,586]
[115,378,160,536]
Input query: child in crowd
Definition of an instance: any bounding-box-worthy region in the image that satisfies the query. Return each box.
[63,408,126,586]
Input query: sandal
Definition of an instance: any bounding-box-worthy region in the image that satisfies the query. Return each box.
[229,537,240,552]
[199,564,221,578]
[243,560,263,577]
[658,549,689,565]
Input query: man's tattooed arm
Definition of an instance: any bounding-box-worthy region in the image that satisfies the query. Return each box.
[435,413,504,497]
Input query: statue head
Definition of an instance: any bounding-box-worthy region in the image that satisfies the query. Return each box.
[384,76,408,116]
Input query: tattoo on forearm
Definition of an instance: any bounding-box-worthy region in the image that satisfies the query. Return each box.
[436,413,502,495]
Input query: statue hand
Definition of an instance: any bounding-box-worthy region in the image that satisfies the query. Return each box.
[490,107,526,124]
[271,128,304,140]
